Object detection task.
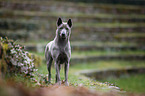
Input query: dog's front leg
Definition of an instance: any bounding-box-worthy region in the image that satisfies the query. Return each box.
[55,62,61,85]
[64,62,69,86]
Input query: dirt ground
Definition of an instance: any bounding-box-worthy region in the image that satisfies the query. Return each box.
[1,78,145,96]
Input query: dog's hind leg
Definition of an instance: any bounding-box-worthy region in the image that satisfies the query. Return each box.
[47,56,53,84]
[45,44,53,84]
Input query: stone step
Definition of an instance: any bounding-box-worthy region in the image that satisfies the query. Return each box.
[24,44,145,53]
[0,0,144,15]
[1,28,145,42]
[0,19,38,30]
[0,9,145,23]
[81,67,145,80]
[31,49,145,63]
[71,45,145,51]
[1,18,145,31]
[70,55,145,64]
[72,50,145,57]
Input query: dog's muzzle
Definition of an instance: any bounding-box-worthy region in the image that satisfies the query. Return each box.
[61,34,66,39]
[60,31,66,39]
[62,33,65,37]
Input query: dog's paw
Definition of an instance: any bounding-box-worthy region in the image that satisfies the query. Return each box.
[47,82,52,85]
[65,82,69,86]
[56,81,61,85]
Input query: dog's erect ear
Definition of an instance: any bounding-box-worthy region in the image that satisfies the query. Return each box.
[57,18,62,27]
[67,19,72,28]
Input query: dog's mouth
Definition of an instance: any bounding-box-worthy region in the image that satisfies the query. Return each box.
[61,36,66,39]
[60,34,66,39]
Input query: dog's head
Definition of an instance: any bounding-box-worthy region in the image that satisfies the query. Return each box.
[56,18,72,40]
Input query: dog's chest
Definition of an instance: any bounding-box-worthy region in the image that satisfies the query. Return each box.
[57,51,68,64]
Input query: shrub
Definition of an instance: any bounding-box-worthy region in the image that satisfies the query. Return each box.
[0,37,37,77]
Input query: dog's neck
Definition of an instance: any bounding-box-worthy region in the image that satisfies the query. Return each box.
[54,35,69,51]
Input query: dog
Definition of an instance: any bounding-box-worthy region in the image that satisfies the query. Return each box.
[45,18,72,86]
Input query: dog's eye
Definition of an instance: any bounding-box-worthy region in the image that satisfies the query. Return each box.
[66,28,69,30]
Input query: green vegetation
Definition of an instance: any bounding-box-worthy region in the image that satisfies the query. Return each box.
[5,74,35,88]
[69,60,145,93]
[71,41,137,46]
[70,60,145,70]
[72,50,145,58]
[115,33,145,38]
[1,0,145,95]
[0,0,143,10]
[75,22,145,28]
[1,9,145,19]
[1,18,145,28]
[37,63,108,91]
[16,40,49,46]
[37,62,110,91]
[101,74,145,93]
[37,60,145,93]
[18,40,137,46]
[29,50,145,58]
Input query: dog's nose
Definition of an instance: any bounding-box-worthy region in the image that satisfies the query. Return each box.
[62,33,65,36]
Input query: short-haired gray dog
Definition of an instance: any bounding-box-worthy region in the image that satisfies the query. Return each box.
[45,18,72,86]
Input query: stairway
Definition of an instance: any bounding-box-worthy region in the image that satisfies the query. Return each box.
[0,0,145,64]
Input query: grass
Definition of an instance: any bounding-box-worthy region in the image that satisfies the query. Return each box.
[37,62,109,91]
[17,40,137,47]
[101,74,145,93]
[70,60,145,93]
[71,50,145,58]
[75,22,145,28]
[3,47,145,93]
[70,60,145,70]
[4,74,35,88]
[29,50,145,61]
[71,41,138,46]
[16,39,49,46]
[37,60,145,92]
